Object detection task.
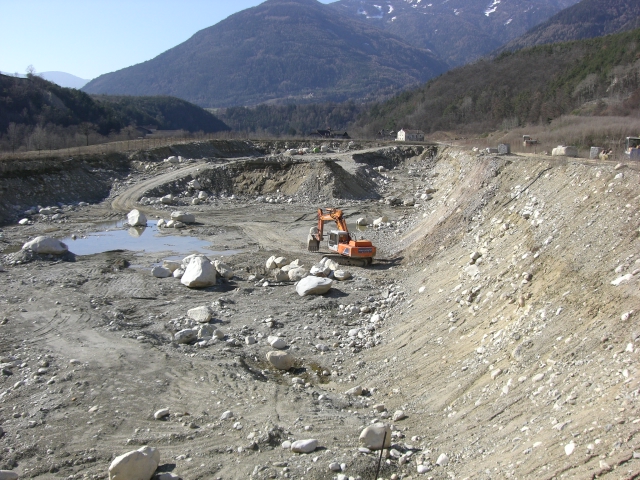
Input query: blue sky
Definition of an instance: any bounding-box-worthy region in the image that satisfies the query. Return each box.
[0,0,336,80]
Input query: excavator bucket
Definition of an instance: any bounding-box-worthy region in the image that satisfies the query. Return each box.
[307,226,320,252]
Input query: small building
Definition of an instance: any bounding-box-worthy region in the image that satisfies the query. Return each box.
[397,129,424,142]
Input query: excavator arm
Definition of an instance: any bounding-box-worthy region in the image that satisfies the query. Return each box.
[307,208,349,252]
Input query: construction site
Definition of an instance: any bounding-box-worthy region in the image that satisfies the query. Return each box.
[0,139,638,479]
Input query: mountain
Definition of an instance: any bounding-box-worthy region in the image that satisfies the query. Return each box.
[0,74,229,135]
[82,0,448,108]
[353,27,640,135]
[40,71,91,89]
[329,0,581,66]
[498,0,640,52]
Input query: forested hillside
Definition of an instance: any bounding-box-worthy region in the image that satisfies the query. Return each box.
[353,28,640,136]
[0,74,229,153]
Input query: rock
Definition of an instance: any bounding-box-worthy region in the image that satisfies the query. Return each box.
[393,410,407,421]
[188,179,201,190]
[274,256,287,267]
[108,446,160,480]
[309,265,329,277]
[220,410,234,420]
[291,439,318,453]
[611,274,634,286]
[552,145,578,157]
[345,385,363,396]
[403,198,415,206]
[329,462,341,472]
[151,266,172,278]
[417,464,429,474]
[268,336,287,349]
[281,441,292,449]
[532,373,545,382]
[166,156,179,164]
[621,311,633,321]
[161,194,174,205]
[154,409,170,420]
[174,329,197,344]
[22,236,68,255]
[359,423,391,450]
[198,324,216,339]
[0,472,18,480]
[418,286,426,294]
[213,260,234,280]
[273,269,290,282]
[155,474,180,480]
[198,191,208,200]
[288,267,308,282]
[171,211,195,224]
[181,256,217,288]
[18,218,29,225]
[163,261,180,273]
[157,219,166,228]
[333,270,352,281]
[266,256,277,270]
[187,306,212,323]
[173,269,184,279]
[266,351,295,370]
[565,442,575,456]
[127,209,147,227]
[373,216,388,226]
[436,453,449,466]
[245,336,257,345]
[296,277,333,296]
[39,207,56,215]
[356,217,368,226]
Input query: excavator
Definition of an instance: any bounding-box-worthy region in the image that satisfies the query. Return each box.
[307,208,376,266]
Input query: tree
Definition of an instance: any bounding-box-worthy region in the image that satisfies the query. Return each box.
[79,122,96,146]
[7,123,24,152]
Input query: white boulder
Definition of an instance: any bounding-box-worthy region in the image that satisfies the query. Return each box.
[288,267,308,282]
[268,336,287,349]
[22,236,68,255]
[291,439,318,453]
[187,306,212,323]
[373,216,388,226]
[552,146,578,157]
[160,194,174,205]
[213,260,234,280]
[181,256,217,288]
[174,329,197,344]
[266,351,295,370]
[127,209,147,227]
[151,266,172,278]
[162,261,181,273]
[273,269,290,282]
[266,256,277,270]
[274,256,287,267]
[296,277,333,296]
[333,270,352,281]
[171,211,195,224]
[154,409,170,420]
[359,423,391,450]
[108,446,160,480]
[356,217,368,226]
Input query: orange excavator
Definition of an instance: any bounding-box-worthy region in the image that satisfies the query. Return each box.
[307,208,376,266]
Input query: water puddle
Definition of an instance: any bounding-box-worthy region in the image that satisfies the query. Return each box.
[61,221,239,257]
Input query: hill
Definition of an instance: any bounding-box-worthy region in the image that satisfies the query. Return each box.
[82,0,448,108]
[0,73,229,152]
[498,0,640,53]
[353,27,640,136]
[329,0,580,66]
[40,71,91,89]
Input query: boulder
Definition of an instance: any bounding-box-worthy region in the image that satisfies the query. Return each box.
[266,256,277,270]
[288,267,308,282]
[127,209,147,227]
[310,265,330,277]
[296,277,333,296]
[161,194,174,205]
[268,336,287,349]
[345,385,363,396]
[157,219,166,228]
[0,472,19,480]
[322,258,341,271]
[213,260,234,280]
[174,329,197,344]
[373,216,388,226]
[108,446,160,480]
[172,269,184,279]
[181,256,217,288]
[552,145,578,157]
[291,439,318,453]
[359,423,391,450]
[151,266,172,278]
[403,198,415,207]
[166,156,179,164]
[266,351,295,370]
[18,219,29,225]
[197,191,209,200]
[154,409,170,420]
[163,261,181,273]
[171,211,195,224]
[356,217,368,226]
[333,270,352,281]
[198,324,217,340]
[22,236,68,255]
[188,179,201,190]
[187,306,212,323]
[274,257,287,267]
[273,269,290,282]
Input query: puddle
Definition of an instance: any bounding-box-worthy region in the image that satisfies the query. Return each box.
[61,221,240,257]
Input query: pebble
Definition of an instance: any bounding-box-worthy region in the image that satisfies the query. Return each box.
[268,336,287,349]
[291,439,318,453]
[392,410,407,421]
[565,441,575,455]
[532,373,545,383]
[329,462,341,472]
[245,336,257,345]
[281,440,292,449]
[345,385,363,396]
[417,464,429,474]
[154,408,170,420]
[359,423,391,450]
[220,410,234,420]
[436,453,449,466]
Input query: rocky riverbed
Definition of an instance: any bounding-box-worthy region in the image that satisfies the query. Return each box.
[0,140,638,479]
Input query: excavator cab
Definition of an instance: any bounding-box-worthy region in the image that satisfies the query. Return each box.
[328,230,350,252]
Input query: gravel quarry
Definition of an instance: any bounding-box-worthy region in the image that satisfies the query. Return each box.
[0,139,638,480]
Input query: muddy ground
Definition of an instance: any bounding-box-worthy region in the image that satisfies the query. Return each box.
[0,140,638,480]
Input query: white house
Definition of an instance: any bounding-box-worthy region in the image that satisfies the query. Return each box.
[397,129,425,142]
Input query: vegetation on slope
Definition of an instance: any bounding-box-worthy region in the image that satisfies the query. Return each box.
[0,74,229,153]
[353,28,640,136]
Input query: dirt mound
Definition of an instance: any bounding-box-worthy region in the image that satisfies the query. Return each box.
[129,139,261,162]
[352,145,436,170]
